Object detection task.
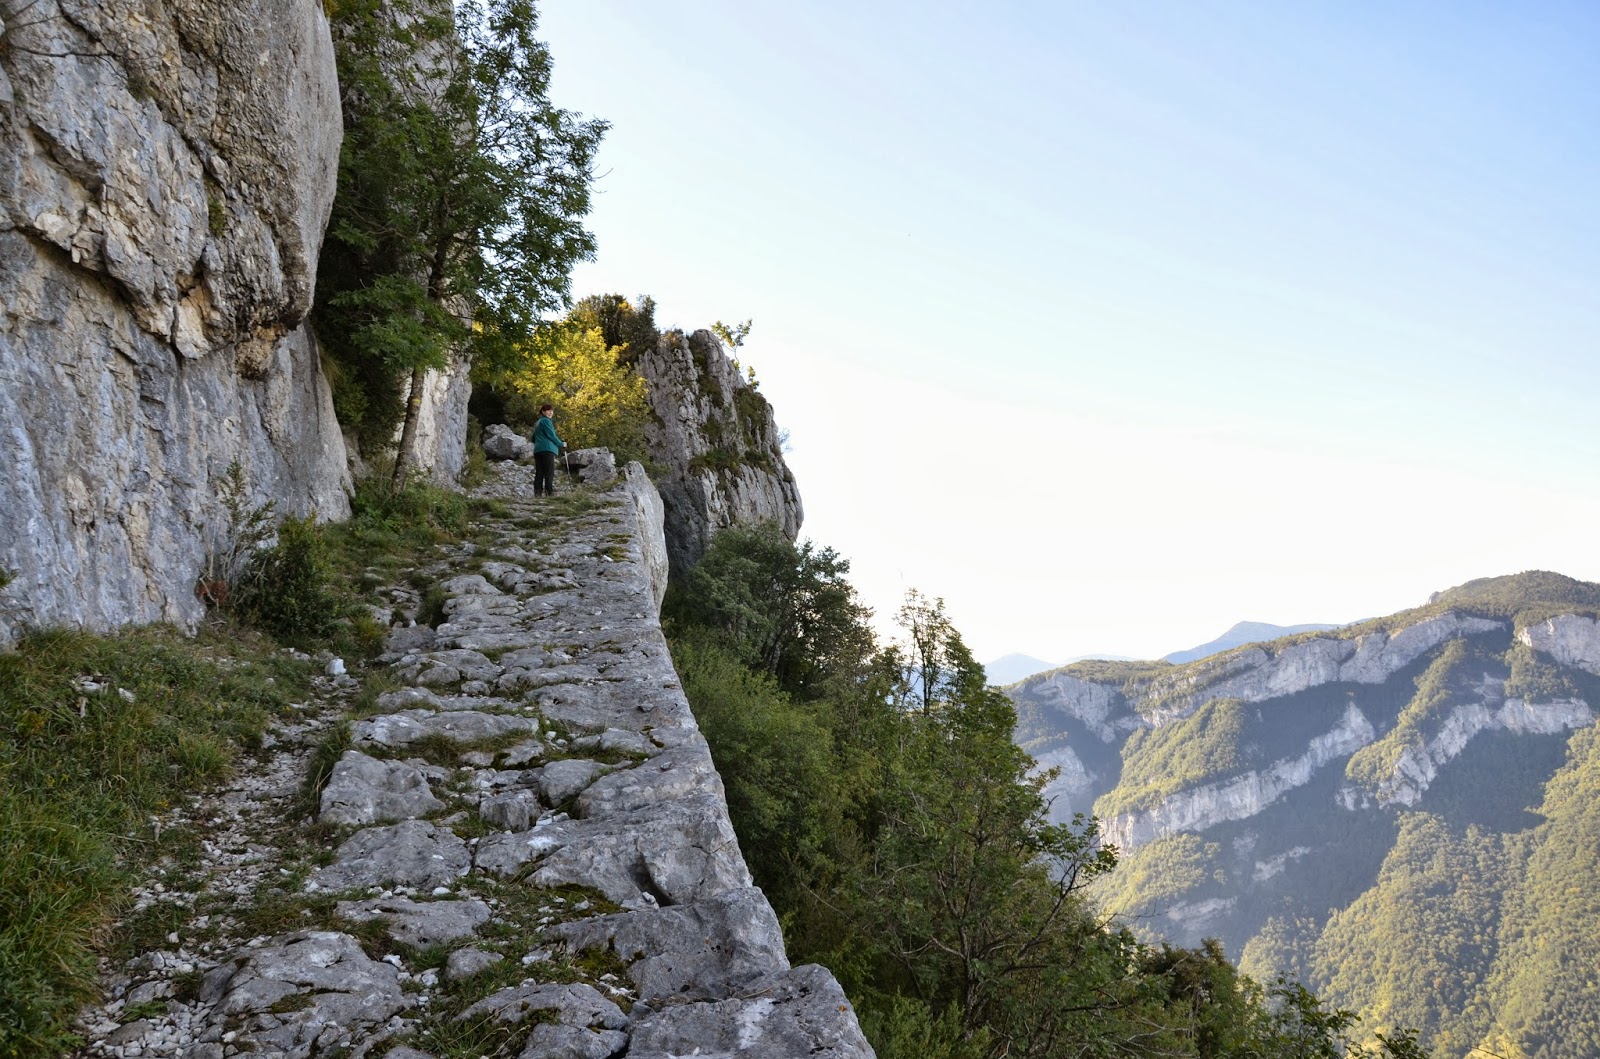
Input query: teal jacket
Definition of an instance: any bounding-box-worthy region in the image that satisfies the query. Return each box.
[532,415,564,455]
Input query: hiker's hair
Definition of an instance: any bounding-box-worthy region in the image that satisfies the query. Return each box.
[539,403,554,413]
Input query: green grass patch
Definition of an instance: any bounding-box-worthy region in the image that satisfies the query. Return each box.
[0,624,312,1058]
[299,721,353,818]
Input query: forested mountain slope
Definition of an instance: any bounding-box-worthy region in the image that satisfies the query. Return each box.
[1007,572,1600,1059]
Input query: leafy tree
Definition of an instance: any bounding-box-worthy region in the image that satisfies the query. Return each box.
[888,590,986,715]
[666,523,874,701]
[569,293,661,362]
[710,318,751,351]
[315,0,605,482]
[486,322,650,461]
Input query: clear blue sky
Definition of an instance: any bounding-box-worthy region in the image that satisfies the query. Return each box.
[539,1,1600,662]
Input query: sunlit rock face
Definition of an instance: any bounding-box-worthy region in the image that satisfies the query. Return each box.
[0,0,350,641]
[1520,614,1600,675]
[633,328,803,575]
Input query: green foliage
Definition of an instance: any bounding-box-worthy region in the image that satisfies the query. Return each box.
[710,318,751,351]
[481,321,650,463]
[666,524,872,700]
[1097,699,1249,819]
[0,627,309,1058]
[1312,813,1511,1055]
[568,293,660,362]
[1504,640,1583,703]
[1481,726,1600,1059]
[236,515,343,644]
[1430,570,1600,619]
[196,460,278,612]
[314,0,605,465]
[1094,833,1224,914]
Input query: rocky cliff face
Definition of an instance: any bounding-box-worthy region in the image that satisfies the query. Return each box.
[410,352,472,485]
[1102,704,1378,849]
[634,329,802,575]
[0,0,350,641]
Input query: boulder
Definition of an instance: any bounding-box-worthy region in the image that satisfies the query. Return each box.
[552,887,789,1002]
[627,964,875,1058]
[318,750,443,826]
[566,447,617,483]
[484,423,534,461]
[334,896,492,949]
[196,931,407,1059]
[312,820,471,891]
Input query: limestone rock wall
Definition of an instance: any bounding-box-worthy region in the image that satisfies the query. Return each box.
[409,354,472,486]
[0,0,350,641]
[1103,704,1378,849]
[634,329,803,575]
[1520,614,1600,674]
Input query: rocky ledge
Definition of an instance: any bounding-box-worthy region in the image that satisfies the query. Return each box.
[76,460,873,1059]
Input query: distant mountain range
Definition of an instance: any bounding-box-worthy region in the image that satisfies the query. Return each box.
[988,622,1338,686]
[1005,571,1600,1059]
[1162,620,1342,664]
[985,652,1135,686]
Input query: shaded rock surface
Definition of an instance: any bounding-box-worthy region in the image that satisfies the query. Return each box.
[634,328,802,575]
[0,0,351,643]
[484,422,535,461]
[77,462,873,1058]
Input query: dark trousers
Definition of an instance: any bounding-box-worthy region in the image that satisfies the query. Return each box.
[534,451,557,496]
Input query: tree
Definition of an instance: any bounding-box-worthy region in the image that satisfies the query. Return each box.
[569,293,661,362]
[667,523,874,701]
[487,322,650,461]
[890,590,985,715]
[314,0,605,483]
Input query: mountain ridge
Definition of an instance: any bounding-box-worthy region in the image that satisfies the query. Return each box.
[1163,620,1343,664]
[1006,570,1600,1059]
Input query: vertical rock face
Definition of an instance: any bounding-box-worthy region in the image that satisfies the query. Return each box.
[0,0,350,641]
[634,329,803,575]
[409,353,472,486]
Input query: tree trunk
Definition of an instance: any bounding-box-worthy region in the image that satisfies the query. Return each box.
[391,365,429,491]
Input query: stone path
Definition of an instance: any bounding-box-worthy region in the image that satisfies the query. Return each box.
[75,460,874,1059]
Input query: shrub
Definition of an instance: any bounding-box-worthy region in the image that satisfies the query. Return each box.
[238,516,342,643]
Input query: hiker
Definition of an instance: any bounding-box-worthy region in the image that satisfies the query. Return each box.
[531,403,566,497]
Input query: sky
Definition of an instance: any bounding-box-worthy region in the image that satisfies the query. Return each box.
[537,1,1600,663]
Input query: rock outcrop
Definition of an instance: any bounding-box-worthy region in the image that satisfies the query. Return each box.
[1519,614,1600,675]
[1102,705,1378,849]
[634,329,802,575]
[408,353,471,485]
[0,0,350,642]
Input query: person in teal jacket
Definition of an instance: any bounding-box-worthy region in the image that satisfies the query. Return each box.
[531,403,565,496]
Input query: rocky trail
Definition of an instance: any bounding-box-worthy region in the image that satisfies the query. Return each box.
[73,460,873,1059]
